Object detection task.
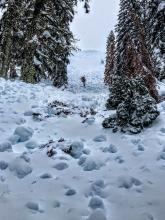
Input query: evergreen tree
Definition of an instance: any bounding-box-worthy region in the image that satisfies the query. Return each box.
[103,76,159,134]
[104,31,115,86]
[103,0,159,133]
[0,0,23,78]
[147,0,165,80]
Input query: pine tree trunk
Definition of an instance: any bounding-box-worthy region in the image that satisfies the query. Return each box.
[21,0,45,84]
[0,1,19,78]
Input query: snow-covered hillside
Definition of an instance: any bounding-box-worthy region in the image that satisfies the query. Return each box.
[0,51,165,220]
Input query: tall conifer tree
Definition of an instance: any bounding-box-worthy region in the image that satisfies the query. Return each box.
[104,31,115,86]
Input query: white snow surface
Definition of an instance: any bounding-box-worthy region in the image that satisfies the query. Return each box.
[0,50,165,220]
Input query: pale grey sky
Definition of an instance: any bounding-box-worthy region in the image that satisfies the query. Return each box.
[71,0,120,51]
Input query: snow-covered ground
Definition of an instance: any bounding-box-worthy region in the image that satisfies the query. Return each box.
[0,50,165,220]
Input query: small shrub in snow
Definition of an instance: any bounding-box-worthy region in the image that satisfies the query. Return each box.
[0,141,12,152]
[14,126,33,142]
[0,161,8,170]
[88,196,104,209]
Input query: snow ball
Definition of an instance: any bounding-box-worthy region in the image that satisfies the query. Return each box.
[69,141,84,159]
[93,135,107,142]
[65,189,76,196]
[25,141,38,150]
[87,209,107,220]
[52,200,60,208]
[40,173,52,179]
[88,197,104,209]
[9,157,32,179]
[26,202,39,211]
[14,126,34,142]
[53,162,69,170]
[8,135,20,145]
[0,141,12,152]
[0,161,8,170]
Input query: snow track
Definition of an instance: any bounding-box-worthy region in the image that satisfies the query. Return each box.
[0,51,165,220]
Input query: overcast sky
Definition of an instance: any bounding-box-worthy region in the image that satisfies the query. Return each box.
[71,0,120,52]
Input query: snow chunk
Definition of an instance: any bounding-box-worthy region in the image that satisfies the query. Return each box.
[14,126,34,142]
[93,135,107,142]
[118,176,142,189]
[103,144,117,153]
[53,162,69,170]
[40,173,52,179]
[0,161,8,170]
[83,160,100,171]
[9,157,32,178]
[0,141,12,152]
[26,202,39,211]
[69,141,84,158]
[88,197,104,209]
[65,189,76,196]
[24,110,33,116]
[157,152,165,160]
[25,141,38,150]
[8,135,20,145]
[160,128,165,133]
[52,200,60,208]
[82,158,103,171]
[87,209,107,220]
